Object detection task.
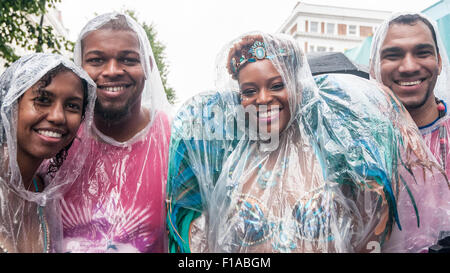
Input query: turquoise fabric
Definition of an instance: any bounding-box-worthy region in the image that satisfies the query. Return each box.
[166,74,426,252]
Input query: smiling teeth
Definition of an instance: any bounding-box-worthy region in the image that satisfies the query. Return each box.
[399,80,422,86]
[259,110,280,119]
[38,130,62,138]
[104,86,125,92]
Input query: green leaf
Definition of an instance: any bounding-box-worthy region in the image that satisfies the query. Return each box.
[0,0,71,69]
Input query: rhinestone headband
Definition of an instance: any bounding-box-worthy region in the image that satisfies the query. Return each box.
[230,40,289,75]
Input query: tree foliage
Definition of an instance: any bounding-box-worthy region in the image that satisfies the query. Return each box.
[125,10,176,104]
[0,0,74,67]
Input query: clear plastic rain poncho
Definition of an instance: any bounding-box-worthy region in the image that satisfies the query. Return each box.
[0,53,96,253]
[370,13,450,252]
[167,32,447,253]
[61,13,171,253]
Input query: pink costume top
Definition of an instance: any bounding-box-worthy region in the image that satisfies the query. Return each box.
[61,112,170,253]
[383,108,450,253]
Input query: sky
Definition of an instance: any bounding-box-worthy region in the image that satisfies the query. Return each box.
[56,0,440,109]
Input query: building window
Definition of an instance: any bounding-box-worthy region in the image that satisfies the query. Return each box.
[310,21,319,33]
[326,23,335,35]
[348,25,357,36]
[290,23,297,35]
[338,24,347,35]
[359,26,373,37]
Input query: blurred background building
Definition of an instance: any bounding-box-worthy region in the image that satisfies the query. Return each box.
[278,2,391,54]
[279,1,450,67]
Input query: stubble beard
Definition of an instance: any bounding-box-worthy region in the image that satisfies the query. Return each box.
[94,98,134,124]
[403,86,433,111]
[402,78,437,112]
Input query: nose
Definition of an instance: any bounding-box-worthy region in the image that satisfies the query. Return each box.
[102,59,125,78]
[398,53,420,74]
[256,89,273,105]
[46,103,66,125]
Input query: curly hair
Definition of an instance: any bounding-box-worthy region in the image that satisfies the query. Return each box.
[32,64,89,177]
[226,34,264,80]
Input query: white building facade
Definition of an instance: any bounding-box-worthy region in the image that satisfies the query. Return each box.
[278,2,392,53]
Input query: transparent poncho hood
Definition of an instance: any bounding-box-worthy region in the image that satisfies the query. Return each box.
[0,52,96,205]
[167,32,446,253]
[73,12,172,146]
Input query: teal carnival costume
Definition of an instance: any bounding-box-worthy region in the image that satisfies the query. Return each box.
[167,33,443,253]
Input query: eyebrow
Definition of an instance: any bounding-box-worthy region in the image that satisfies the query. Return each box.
[415,43,436,52]
[34,89,84,101]
[381,43,436,56]
[32,88,53,96]
[380,47,403,56]
[83,50,104,56]
[240,75,283,86]
[84,50,140,56]
[119,50,140,56]
[267,75,283,82]
[66,96,84,101]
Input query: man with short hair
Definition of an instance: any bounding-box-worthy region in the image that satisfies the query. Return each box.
[60,13,171,253]
[370,13,450,253]
[371,13,445,128]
